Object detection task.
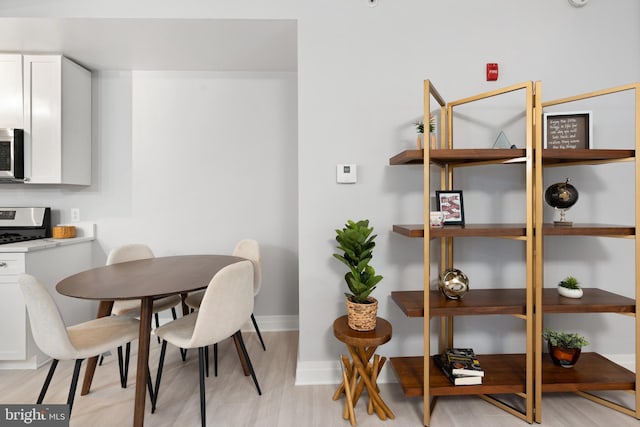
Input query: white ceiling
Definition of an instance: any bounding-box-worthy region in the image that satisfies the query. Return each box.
[0,17,297,72]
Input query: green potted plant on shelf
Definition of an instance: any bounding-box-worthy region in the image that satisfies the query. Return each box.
[333,219,383,331]
[414,114,436,150]
[543,328,589,368]
[557,276,583,299]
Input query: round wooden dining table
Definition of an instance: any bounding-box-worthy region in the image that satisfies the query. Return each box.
[56,254,246,427]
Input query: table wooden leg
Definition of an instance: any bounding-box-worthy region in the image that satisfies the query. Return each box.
[232,334,251,376]
[133,297,153,427]
[81,300,113,396]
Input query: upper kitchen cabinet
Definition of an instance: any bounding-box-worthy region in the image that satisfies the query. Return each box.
[0,54,23,129]
[23,55,91,185]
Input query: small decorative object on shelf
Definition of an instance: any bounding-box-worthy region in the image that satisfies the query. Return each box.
[544,178,579,226]
[429,211,445,228]
[557,276,583,298]
[436,190,465,225]
[415,115,436,150]
[543,328,589,368]
[439,268,469,300]
[334,219,383,331]
[492,130,517,149]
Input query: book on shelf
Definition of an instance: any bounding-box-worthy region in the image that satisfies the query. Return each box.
[445,348,484,377]
[432,354,482,386]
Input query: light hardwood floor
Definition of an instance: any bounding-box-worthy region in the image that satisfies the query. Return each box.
[0,331,638,427]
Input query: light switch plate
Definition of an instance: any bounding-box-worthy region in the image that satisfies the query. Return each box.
[337,164,357,184]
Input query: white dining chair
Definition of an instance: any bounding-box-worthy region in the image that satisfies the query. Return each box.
[151,260,261,427]
[17,273,144,416]
[184,239,264,375]
[104,244,184,381]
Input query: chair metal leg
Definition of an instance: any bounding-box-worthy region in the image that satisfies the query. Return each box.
[234,331,262,395]
[147,366,155,407]
[67,359,84,416]
[117,346,126,388]
[198,347,207,427]
[214,343,218,377]
[152,340,168,414]
[171,307,177,320]
[124,342,130,386]
[204,346,209,378]
[154,313,161,344]
[251,313,266,351]
[37,359,59,404]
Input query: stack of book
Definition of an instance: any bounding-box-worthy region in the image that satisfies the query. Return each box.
[433,348,484,385]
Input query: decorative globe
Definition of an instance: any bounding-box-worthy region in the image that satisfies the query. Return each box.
[545,179,578,210]
[439,268,469,300]
[545,178,579,224]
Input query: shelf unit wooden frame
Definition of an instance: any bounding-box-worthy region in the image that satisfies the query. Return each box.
[534,83,640,423]
[389,80,537,426]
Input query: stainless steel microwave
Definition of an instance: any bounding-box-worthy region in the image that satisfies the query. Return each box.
[0,128,24,181]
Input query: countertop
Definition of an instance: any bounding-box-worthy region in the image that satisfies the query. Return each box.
[0,223,95,253]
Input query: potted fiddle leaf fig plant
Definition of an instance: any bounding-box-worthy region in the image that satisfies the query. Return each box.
[543,328,589,368]
[557,276,583,298]
[333,219,383,331]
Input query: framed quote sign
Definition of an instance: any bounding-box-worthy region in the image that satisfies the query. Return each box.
[543,111,592,149]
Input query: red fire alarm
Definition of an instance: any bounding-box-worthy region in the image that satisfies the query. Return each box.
[486,63,498,81]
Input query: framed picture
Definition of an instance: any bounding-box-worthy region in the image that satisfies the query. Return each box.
[435,190,465,225]
[543,111,592,149]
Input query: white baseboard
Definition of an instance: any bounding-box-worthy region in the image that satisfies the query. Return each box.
[295,359,396,386]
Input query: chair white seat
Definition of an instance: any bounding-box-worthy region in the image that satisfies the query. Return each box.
[112,295,182,317]
[66,316,140,359]
[18,273,141,416]
[184,291,204,310]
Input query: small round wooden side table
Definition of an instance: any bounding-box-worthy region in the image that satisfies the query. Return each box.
[332,315,394,425]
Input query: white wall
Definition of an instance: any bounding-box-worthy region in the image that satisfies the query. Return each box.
[0,69,299,319]
[296,0,640,382]
[1,0,639,384]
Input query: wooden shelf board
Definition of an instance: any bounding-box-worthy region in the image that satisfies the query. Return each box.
[393,223,527,238]
[542,352,635,392]
[543,288,635,314]
[389,149,424,165]
[543,223,635,236]
[542,149,635,165]
[391,289,527,318]
[390,354,527,397]
[389,148,528,166]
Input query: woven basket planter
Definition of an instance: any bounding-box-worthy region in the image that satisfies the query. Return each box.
[346,297,378,331]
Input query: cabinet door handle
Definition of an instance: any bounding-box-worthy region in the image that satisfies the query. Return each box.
[0,262,7,268]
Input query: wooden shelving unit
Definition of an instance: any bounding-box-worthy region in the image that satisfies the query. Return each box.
[389,80,640,426]
[388,80,536,426]
[534,85,640,422]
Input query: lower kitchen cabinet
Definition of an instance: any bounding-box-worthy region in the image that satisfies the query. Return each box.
[0,241,97,369]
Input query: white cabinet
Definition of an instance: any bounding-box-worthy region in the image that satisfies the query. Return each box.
[0,241,97,369]
[0,54,23,129]
[23,55,91,185]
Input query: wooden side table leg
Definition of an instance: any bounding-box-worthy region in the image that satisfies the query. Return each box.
[348,344,395,420]
[333,355,353,400]
[368,354,380,415]
[340,359,357,426]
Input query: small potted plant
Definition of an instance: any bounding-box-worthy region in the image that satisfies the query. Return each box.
[557,276,583,298]
[414,114,436,149]
[543,328,589,368]
[333,219,383,331]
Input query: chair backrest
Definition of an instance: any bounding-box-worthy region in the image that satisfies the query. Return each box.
[188,260,254,348]
[17,274,78,360]
[233,239,262,296]
[107,244,154,265]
